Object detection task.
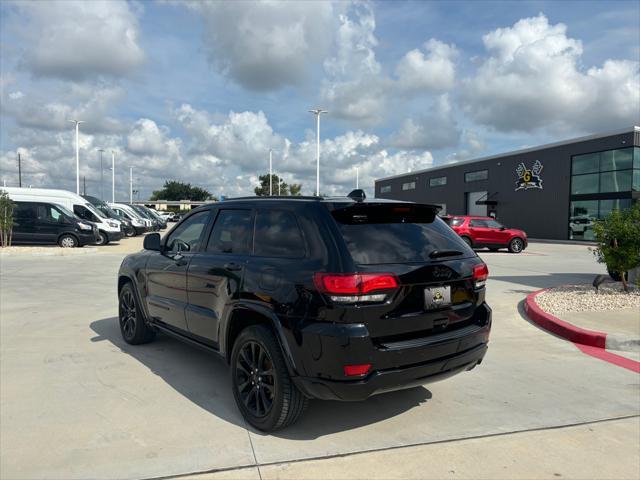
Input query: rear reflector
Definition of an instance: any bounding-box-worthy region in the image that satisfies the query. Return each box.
[473,263,489,289]
[343,364,371,377]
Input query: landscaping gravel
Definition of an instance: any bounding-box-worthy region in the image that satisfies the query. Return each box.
[536,283,640,314]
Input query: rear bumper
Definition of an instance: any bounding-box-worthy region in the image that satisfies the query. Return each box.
[294,343,487,401]
[291,303,492,401]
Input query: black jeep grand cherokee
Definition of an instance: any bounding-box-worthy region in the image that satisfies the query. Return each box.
[117,192,491,431]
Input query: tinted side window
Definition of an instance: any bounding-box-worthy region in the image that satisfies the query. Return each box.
[165,211,210,253]
[254,210,305,258]
[206,209,253,255]
[470,219,488,227]
[485,220,503,229]
[14,203,36,220]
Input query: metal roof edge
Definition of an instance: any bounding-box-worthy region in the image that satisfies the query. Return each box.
[375,126,640,183]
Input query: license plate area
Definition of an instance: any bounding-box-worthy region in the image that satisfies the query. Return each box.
[424,285,451,309]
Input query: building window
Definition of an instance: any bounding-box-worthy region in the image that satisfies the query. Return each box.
[380,185,391,193]
[429,176,447,187]
[464,170,488,182]
[570,173,599,194]
[571,148,635,194]
[571,152,600,175]
[402,181,416,190]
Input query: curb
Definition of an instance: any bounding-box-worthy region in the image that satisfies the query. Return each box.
[0,247,99,257]
[523,288,607,348]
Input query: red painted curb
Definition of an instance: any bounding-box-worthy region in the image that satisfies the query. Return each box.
[524,288,607,348]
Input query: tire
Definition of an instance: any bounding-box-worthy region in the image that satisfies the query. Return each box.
[125,228,135,238]
[461,236,473,248]
[58,234,78,248]
[508,237,524,253]
[231,325,307,431]
[96,231,109,245]
[118,282,156,345]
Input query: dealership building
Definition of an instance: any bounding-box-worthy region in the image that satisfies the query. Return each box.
[374,126,640,241]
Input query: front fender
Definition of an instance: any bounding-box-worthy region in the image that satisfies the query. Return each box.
[118,254,152,322]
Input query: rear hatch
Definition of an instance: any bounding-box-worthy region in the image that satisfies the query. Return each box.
[327,202,487,342]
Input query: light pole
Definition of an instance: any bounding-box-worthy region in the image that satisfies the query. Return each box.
[308,108,327,196]
[98,149,105,201]
[129,167,133,204]
[356,166,359,189]
[111,151,116,203]
[68,119,84,195]
[269,149,273,196]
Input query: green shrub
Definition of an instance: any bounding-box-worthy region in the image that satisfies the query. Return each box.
[0,189,15,248]
[592,202,640,292]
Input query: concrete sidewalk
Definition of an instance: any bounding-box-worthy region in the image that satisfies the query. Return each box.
[182,416,640,480]
[561,309,640,354]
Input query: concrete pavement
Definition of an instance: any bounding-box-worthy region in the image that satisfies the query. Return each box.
[1,242,638,479]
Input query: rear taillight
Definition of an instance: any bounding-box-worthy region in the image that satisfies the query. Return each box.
[473,263,489,289]
[313,273,399,303]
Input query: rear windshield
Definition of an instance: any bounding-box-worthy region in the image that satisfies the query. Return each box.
[450,217,465,227]
[331,204,474,264]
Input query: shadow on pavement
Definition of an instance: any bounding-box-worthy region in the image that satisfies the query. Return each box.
[90,317,431,439]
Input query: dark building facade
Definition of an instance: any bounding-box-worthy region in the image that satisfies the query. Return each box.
[375,127,640,241]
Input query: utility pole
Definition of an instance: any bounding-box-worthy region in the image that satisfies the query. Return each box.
[278,172,281,196]
[18,152,22,187]
[98,149,105,201]
[356,166,359,189]
[308,108,327,196]
[129,167,133,204]
[111,151,115,203]
[269,149,273,196]
[83,176,86,195]
[68,119,85,195]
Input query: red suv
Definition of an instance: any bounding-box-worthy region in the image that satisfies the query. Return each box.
[444,216,527,253]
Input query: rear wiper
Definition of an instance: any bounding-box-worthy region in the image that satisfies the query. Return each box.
[429,249,463,259]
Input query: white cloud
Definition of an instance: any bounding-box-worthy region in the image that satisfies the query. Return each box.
[321,4,388,125]
[395,39,458,91]
[179,1,335,91]
[463,14,640,132]
[389,94,460,149]
[13,0,144,80]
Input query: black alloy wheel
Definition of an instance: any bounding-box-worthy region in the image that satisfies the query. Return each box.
[235,341,276,417]
[230,325,307,431]
[118,283,155,345]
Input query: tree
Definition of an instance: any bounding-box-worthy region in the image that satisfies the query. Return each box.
[150,181,214,201]
[592,203,640,292]
[254,173,302,196]
[0,189,15,247]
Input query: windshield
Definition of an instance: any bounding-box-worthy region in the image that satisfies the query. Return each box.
[83,202,107,220]
[331,204,475,264]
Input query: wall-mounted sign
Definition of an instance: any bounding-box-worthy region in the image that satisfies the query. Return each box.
[515,160,543,191]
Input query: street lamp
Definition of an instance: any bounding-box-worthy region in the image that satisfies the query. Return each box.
[68,119,85,195]
[111,151,116,203]
[98,149,105,201]
[269,149,273,196]
[356,166,359,189]
[129,166,133,204]
[308,108,327,196]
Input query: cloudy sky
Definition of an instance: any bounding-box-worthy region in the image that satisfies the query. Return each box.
[1,0,639,200]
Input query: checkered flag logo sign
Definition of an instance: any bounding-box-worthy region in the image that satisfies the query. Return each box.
[515,160,543,191]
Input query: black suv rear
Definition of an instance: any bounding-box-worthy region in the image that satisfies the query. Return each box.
[117,194,491,431]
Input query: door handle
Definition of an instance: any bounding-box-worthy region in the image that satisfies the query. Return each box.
[224,262,242,271]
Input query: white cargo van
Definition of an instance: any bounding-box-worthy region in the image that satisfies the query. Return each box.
[109,203,150,235]
[4,188,124,245]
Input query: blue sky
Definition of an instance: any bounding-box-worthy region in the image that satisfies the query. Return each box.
[1,0,639,199]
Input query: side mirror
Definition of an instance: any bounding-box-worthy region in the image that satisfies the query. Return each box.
[143,232,162,251]
[500,226,506,231]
